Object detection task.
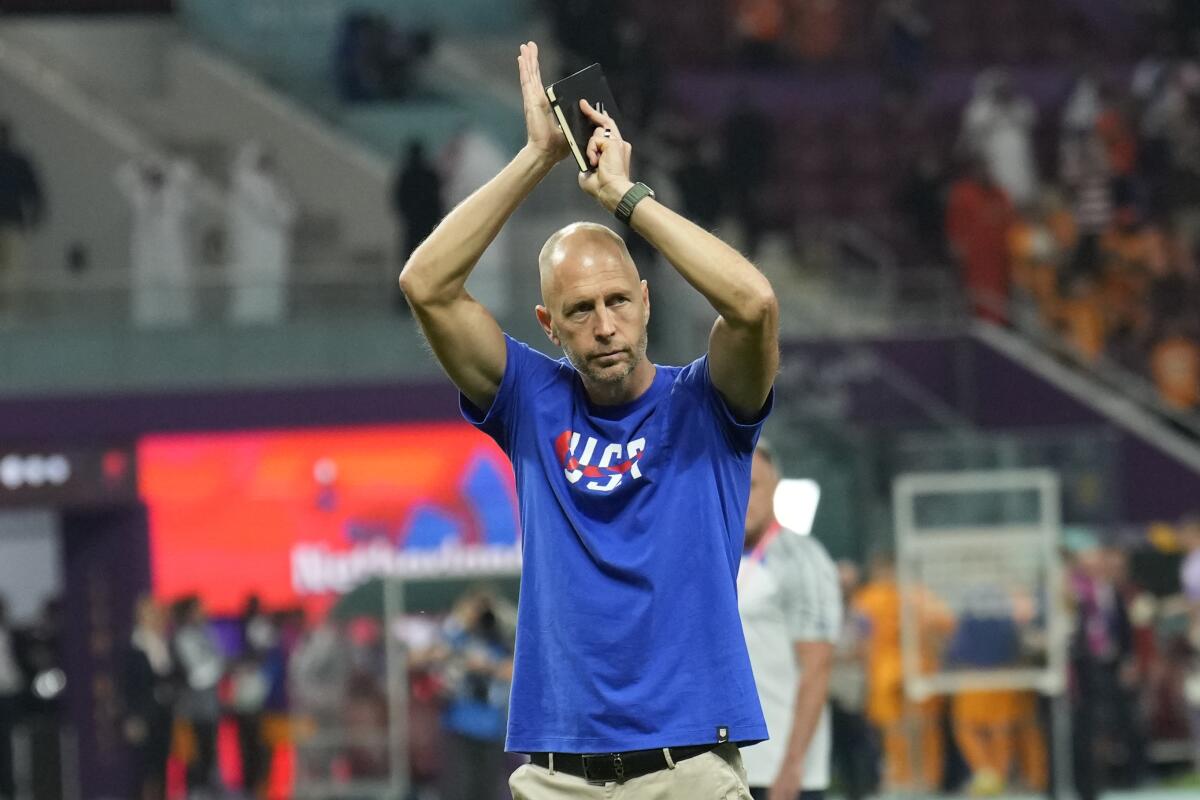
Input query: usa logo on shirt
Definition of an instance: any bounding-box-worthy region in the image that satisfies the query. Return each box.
[553,430,646,493]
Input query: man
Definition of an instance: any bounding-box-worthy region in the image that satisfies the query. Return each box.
[738,442,840,800]
[399,41,778,797]
[1180,515,1200,771]
[115,156,197,327]
[854,552,953,792]
[390,141,444,292]
[0,594,24,800]
[0,121,44,319]
[945,155,1016,323]
[227,143,297,325]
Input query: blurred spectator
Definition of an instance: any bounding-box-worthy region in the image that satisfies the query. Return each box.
[115,156,198,327]
[334,12,432,102]
[391,141,444,285]
[854,552,953,792]
[0,120,44,320]
[228,143,297,326]
[0,594,22,800]
[232,595,276,797]
[721,100,775,259]
[945,157,1016,322]
[733,0,785,66]
[945,582,1047,795]
[673,135,723,231]
[441,129,512,316]
[1060,126,1113,284]
[123,596,177,800]
[1008,191,1074,333]
[1068,536,1145,800]
[289,619,350,780]
[738,441,840,800]
[789,0,847,63]
[19,598,63,799]
[438,588,514,800]
[961,70,1039,209]
[877,0,931,103]
[894,150,947,264]
[1062,71,1102,135]
[1096,85,1139,209]
[1149,320,1200,410]
[171,595,224,795]
[1056,272,1107,362]
[1099,206,1167,362]
[1180,514,1200,771]
[829,561,877,800]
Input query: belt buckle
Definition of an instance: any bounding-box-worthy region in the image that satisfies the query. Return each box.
[581,752,626,785]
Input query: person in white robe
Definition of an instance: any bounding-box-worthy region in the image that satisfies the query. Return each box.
[228,143,298,325]
[115,157,197,327]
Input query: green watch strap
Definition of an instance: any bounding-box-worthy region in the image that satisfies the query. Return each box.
[615,182,655,224]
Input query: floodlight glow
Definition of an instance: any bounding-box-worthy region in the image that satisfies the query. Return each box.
[773,479,821,536]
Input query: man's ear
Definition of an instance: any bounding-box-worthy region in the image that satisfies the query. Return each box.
[642,279,649,320]
[535,305,559,346]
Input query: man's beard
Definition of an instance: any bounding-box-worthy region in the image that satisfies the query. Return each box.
[560,325,649,386]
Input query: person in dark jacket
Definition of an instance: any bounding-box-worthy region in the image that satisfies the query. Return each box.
[0,121,44,318]
[123,596,177,800]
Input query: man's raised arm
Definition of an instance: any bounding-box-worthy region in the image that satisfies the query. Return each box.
[399,42,567,411]
[575,103,779,420]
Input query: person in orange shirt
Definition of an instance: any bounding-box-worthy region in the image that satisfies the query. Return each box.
[947,583,1048,795]
[854,553,954,792]
[946,158,1017,323]
[1009,191,1075,332]
[1099,207,1168,337]
[1056,273,1107,362]
[1150,323,1200,410]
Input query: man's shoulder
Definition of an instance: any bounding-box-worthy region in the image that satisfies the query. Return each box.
[505,335,573,378]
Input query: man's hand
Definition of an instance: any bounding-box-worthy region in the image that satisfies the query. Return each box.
[518,42,568,166]
[769,762,804,800]
[577,100,634,212]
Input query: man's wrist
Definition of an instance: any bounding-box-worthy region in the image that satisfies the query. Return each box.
[517,145,560,177]
[600,179,636,214]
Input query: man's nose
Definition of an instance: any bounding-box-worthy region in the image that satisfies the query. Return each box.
[593,306,617,338]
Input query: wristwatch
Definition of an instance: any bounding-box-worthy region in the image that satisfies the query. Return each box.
[615,182,655,224]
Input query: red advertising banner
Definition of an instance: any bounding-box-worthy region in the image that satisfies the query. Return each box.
[138,423,519,616]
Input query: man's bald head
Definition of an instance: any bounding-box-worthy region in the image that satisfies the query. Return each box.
[537,222,639,309]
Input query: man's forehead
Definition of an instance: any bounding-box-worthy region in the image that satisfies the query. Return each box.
[543,233,639,302]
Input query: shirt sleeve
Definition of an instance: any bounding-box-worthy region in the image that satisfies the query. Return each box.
[675,354,774,454]
[779,537,843,644]
[459,335,557,453]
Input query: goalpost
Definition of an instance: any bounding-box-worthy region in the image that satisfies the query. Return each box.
[893,469,1072,798]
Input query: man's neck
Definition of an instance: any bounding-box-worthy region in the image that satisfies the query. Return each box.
[583,361,657,407]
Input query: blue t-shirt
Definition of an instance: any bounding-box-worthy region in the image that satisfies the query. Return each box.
[461,335,771,753]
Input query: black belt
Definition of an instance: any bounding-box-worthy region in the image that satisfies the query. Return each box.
[529,743,719,784]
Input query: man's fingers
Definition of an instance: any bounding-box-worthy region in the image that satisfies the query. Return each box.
[580,99,621,140]
[585,127,610,167]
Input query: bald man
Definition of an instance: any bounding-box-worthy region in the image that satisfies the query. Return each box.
[400,41,778,798]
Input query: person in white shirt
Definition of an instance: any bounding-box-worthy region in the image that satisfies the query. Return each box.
[228,143,298,325]
[961,70,1039,208]
[739,441,841,800]
[115,156,198,327]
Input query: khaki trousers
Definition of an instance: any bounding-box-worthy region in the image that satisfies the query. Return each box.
[509,743,752,800]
